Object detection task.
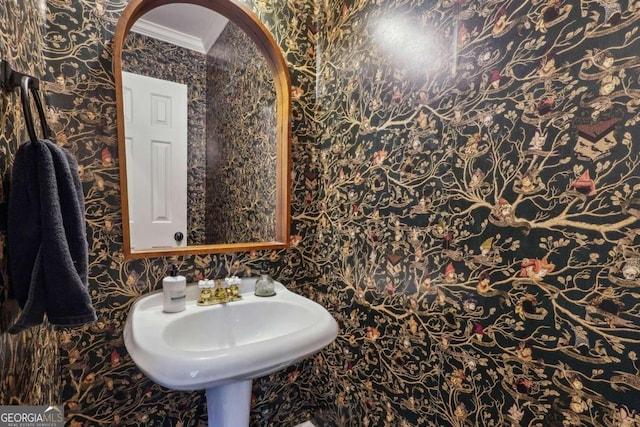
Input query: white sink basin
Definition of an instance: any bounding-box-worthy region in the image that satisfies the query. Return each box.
[124,278,338,392]
[125,279,338,426]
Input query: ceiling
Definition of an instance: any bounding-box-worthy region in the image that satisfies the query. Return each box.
[130,4,229,54]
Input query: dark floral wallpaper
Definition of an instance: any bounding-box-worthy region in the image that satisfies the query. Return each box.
[206,21,277,244]
[0,0,60,408]
[312,0,640,425]
[1,0,640,426]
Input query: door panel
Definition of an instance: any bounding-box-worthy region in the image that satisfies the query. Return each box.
[122,71,188,249]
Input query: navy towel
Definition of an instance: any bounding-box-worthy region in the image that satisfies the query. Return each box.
[7,139,96,333]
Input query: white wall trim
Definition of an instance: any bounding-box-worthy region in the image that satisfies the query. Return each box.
[131,19,206,54]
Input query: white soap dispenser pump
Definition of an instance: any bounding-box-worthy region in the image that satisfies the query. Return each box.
[162,264,186,312]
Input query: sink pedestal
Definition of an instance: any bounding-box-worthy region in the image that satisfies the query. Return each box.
[206,380,252,427]
[124,281,338,425]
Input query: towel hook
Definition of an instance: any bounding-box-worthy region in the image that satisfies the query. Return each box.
[19,76,52,143]
[20,76,39,144]
[29,81,51,140]
[2,59,52,143]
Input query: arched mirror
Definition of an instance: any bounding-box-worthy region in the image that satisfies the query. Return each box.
[113,0,291,258]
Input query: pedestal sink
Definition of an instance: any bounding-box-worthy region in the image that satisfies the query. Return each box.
[123,278,338,426]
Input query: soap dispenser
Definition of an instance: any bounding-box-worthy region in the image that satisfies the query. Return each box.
[162,264,186,312]
[254,262,275,297]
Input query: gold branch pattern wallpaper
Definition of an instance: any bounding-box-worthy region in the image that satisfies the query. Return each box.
[1,0,640,426]
[311,1,640,425]
[0,0,60,407]
[206,22,278,244]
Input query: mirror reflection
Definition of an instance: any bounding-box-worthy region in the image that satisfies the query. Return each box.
[120,4,277,251]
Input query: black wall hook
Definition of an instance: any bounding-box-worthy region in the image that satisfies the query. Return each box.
[20,76,39,143]
[1,59,52,142]
[1,59,40,91]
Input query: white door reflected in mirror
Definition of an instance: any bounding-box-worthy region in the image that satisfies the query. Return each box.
[123,71,188,249]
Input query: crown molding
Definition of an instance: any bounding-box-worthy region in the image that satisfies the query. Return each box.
[131,18,206,53]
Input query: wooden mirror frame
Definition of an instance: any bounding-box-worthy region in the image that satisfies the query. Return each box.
[113,0,291,259]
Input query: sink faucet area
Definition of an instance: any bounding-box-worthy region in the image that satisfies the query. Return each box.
[124,278,338,426]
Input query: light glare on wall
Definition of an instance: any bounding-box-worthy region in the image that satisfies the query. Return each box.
[371,14,447,76]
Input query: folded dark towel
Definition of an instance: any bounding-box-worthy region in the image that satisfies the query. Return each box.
[7,139,96,333]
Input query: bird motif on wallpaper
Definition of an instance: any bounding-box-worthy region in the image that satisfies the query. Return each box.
[535,0,573,33]
[489,198,533,233]
[514,168,544,194]
[519,256,556,281]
